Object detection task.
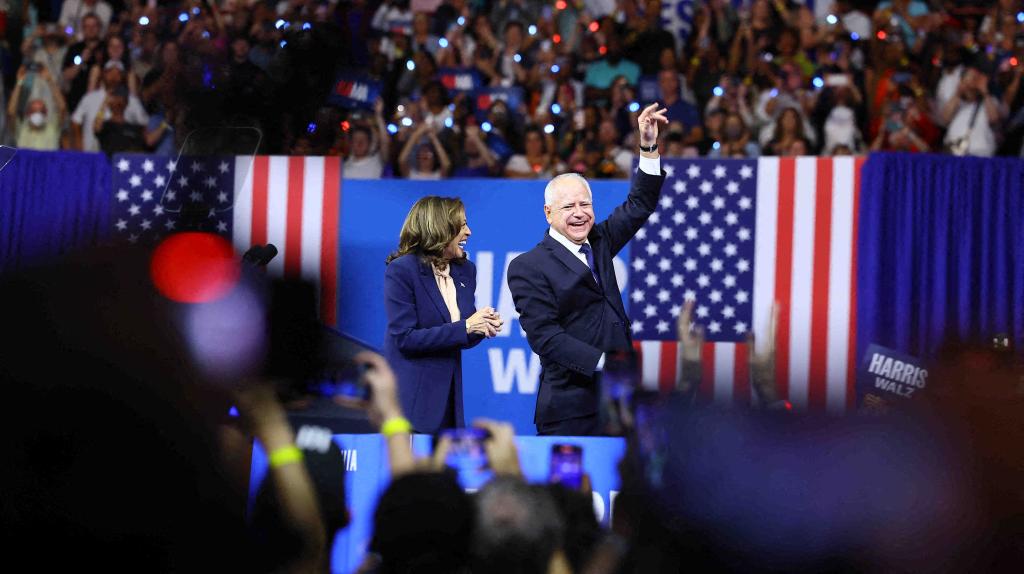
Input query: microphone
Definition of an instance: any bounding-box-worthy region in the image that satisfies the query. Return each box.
[242,244,279,267]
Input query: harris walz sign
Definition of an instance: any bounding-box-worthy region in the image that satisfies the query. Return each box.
[857,344,930,413]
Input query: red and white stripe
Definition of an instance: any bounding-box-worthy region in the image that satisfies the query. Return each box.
[635,156,864,413]
[232,156,342,326]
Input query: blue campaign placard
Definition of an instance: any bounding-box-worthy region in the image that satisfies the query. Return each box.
[328,72,383,110]
[473,86,525,118]
[856,343,930,412]
[438,67,482,93]
[338,178,632,434]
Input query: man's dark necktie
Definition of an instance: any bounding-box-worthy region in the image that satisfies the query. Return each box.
[578,243,601,288]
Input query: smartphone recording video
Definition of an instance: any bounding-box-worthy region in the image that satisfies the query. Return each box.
[549,443,583,490]
[439,427,492,490]
[824,74,849,87]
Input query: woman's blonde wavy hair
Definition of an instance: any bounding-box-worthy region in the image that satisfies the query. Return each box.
[386,196,467,267]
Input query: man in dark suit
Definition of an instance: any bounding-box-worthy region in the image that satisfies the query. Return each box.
[508,103,668,435]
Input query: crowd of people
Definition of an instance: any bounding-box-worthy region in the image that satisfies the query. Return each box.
[2,0,1023,174]
[4,4,1024,572]
[3,237,1022,572]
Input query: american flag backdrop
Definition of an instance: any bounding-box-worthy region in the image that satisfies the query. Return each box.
[111,154,341,326]
[629,157,866,414]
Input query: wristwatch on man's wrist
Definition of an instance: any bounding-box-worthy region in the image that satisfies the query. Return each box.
[639,143,658,152]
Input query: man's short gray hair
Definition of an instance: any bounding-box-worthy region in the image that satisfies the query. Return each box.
[472,477,565,573]
[544,173,593,207]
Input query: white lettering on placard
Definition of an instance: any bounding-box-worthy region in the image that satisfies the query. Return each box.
[612,256,628,291]
[873,377,916,398]
[340,449,358,472]
[473,250,526,337]
[454,75,475,90]
[473,251,494,309]
[349,83,369,101]
[609,490,619,524]
[591,490,620,524]
[592,491,606,522]
[488,348,540,394]
[867,352,885,374]
[866,352,929,388]
[295,425,332,453]
[496,252,525,338]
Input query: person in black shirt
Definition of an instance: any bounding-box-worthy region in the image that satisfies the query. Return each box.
[226,36,270,121]
[623,0,679,75]
[61,13,103,112]
[95,86,145,155]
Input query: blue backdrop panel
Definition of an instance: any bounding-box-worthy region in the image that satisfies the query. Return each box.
[857,153,1024,361]
[339,179,632,433]
[0,150,111,273]
[250,434,626,574]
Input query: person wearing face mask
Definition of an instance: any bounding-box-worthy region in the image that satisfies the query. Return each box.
[508,103,669,436]
[822,105,862,154]
[813,81,866,154]
[7,65,65,151]
[383,196,503,433]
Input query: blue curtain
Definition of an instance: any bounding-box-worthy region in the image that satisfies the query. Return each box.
[0,151,112,274]
[857,152,1024,360]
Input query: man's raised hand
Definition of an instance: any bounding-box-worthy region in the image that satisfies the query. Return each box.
[637,102,669,148]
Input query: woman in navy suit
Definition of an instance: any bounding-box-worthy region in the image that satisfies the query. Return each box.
[383,196,502,433]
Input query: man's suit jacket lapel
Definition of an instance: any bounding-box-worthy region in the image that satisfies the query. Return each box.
[589,232,629,323]
[415,258,452,323]
[541,233,602,293]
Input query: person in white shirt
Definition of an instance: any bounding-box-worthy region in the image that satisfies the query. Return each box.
[345,126,386,179]
[58,0,113,39]
[941,63,1004,157]
[344,99,392,179]
[71,61,148,152]
[934,48,969,118]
